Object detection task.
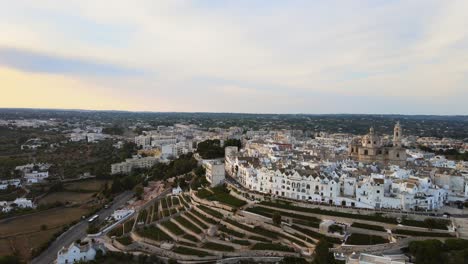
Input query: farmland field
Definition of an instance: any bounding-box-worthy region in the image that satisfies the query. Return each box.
[0,206,91,260]
[38,191,95,205]
[63,179,109,192]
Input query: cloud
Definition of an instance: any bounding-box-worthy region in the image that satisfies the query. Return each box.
[0,0,466,114]
[0,47,144,76]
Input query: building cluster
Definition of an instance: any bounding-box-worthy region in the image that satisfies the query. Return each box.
[57,239,105,264]
[69,126,109,143]
[111,155,159,175]
[225,123,468,211]
[0,198,34,213]
[15,163,50,184]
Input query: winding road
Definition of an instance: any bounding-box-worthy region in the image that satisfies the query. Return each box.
[32,190,134,264]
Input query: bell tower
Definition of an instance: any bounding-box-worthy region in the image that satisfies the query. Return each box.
[393,121,402,147]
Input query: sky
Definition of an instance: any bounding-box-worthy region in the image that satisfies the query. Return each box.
[0,0,467,115]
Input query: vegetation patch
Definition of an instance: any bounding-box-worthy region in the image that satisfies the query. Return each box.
[346,233,388,245]
[174,215,202,234]
[160,221,185,236]
[197,185,247,208]
[137,225,173,241]
[291,225,341,244]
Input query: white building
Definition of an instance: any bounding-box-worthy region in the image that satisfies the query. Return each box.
[112,209,134,221]
[111,156,159,175]
[0,179,21,190]
[13,198,34,208]
[24,171,49,184]
[57,240,105,264]
[203,160,225,187]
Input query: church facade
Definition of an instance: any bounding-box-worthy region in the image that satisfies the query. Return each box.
[348,122,407,166]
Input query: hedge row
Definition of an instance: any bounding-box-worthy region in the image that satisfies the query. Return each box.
[392,229,454,237]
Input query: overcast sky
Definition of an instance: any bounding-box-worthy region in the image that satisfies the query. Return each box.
[0,0,467,114]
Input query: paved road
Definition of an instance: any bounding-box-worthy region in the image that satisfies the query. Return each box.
[32,191,134,264]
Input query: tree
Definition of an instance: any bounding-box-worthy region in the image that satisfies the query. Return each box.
[409,239,444,264]
[272,212,282,225]
[424,218,437,231]
[111,178,123,193]
[135,186,144,200]
[313,239,334,264]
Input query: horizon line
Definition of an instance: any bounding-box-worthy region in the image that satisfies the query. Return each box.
[0,107,467,117]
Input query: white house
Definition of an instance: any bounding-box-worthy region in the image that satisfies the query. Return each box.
[13,198,34,208]
[57,240,105,264]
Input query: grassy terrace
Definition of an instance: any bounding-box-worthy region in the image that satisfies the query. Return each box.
[138,209,148,223]
[219,225,246,238]
[172,196,180,206]
[198,205,224,219]
[192,209,217,225]
[137,225,173,241]
[291,225,342,244]
[173,246,211,257]
[392,229,454,237]
[161,220,185,236]
[225,219,280,239]
[346,233,389,245]
[161,198,168,209]
[185,211,209,229]
[246,206,321,227]
[252,243,294,252]
[260,201,450,230]
[203,242,235,251]
[174,215,203,234]
[123,219,135,233]
[182,234,198,242]
[197,186,247,208]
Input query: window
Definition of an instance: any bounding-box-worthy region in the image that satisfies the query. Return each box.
[364,150,368,155]
[377,190,380,193]
[396,153,400,158]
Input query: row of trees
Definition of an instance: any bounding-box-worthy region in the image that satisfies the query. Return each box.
[196,139,241,159]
